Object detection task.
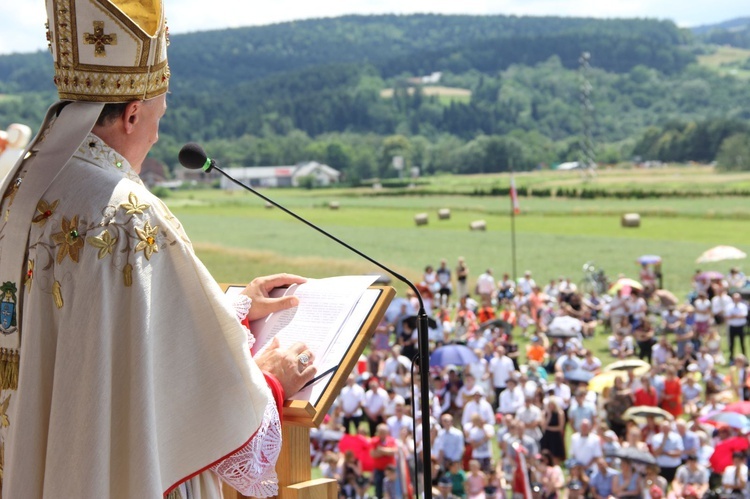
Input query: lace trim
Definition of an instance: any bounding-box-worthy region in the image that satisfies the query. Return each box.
[210,398,281,498]
[231,294,255,349]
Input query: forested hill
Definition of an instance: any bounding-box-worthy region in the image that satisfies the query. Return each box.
[4,14,750,178]
[0,14,692,93]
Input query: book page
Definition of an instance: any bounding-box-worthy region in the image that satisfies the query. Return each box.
[291,287,382,404]
[249,275,378,358]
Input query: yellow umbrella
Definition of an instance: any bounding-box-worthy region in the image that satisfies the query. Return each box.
[588,371,627,393]
[589,364,651,393]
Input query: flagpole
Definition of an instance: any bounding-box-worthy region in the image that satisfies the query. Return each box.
[510,162,518,283]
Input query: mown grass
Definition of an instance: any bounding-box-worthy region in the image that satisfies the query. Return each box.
[169,173,750,300]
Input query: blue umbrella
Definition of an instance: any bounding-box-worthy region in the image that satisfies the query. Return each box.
[638,255,662,265]
[429,344,479,367]
[564,368,595,383]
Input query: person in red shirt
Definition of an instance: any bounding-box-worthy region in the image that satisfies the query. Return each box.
[371,423,398,498]
[633,375,659,407]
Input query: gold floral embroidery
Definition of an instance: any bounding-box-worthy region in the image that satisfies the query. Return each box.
[123,263,133,287]
[86,230,117,259]
[32,199,59,226]
[51,215,84,264]
[134,221,158,260]
[24,260,33,290]
[121,192,150,215]
[0,394,10,428]
[52,281,63,309]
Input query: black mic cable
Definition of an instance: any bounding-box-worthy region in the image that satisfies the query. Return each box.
[178,142,433,499]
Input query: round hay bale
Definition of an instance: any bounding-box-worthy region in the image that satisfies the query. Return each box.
[264,202,274,209]
[438,208,451,220]
[469,220,486,231]
[621,213,640,228]
[414,213,429,226]
[329,201,340,210]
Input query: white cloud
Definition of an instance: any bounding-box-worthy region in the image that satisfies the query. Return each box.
[1,0,749,55]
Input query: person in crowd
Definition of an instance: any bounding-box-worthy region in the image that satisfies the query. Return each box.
[643,464,668,499]
[476,269,497,305]
[518,271,536,297]
[497,272,515,302]
[672,454,710,499]
[611,458,642,499]
[727,292,749,360]
[371,423,398,499]
[721,451,748,498]
[569,419,602,471]
[498,377,525,416]
[540,396,566,464]
[728,267,747,290]
[455,257,470,301]
[489,346,516,408]
[386,400,413,440]
[535,449,564,499]
[608,324,635,358]
[569,389,598,432]
[681,373,703,416]
[436,259,453,308]
[649,420,684,483]
[604,375,633,438]
[341,375,366,434]
[589,456,618,499]
[464,412,495,473]
[661,366,683,418]
[729,354,750,402]
[434,413,465,468]
[364,378,390,437]
[564,460,591,499]
[464,459,488,499]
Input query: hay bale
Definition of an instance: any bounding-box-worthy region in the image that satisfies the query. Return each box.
[438,208,451,220]
[621,213,640,228]
[414,213,429,226]
[469,220,486,231]
[264,202,274,209]
[329,201,340,210]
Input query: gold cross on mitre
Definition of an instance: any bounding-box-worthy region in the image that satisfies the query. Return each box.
[83,21,117,57]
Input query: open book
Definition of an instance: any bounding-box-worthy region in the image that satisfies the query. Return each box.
[226,275,393,409]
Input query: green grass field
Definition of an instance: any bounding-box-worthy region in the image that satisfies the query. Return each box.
[167,167,750,300]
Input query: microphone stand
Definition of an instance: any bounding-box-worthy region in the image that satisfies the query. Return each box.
[207,162,433,499]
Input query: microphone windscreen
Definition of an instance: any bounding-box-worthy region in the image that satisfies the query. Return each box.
[179,142,209,170]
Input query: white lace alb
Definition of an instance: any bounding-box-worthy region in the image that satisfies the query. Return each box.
[210,398,282,497]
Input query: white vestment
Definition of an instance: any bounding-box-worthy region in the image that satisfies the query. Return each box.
[0,131,274,498]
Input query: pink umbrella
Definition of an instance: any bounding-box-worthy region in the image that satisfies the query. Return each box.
[724,401,750,416]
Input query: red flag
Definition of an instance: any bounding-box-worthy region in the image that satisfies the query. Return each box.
[510,176,520,215]
[512,442,532,499]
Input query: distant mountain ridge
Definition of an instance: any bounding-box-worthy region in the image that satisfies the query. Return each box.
[691,16,750,34]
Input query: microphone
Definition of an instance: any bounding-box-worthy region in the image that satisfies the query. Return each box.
[179,142,434,499]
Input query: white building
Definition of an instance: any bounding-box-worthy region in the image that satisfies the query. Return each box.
[220,161,341,189]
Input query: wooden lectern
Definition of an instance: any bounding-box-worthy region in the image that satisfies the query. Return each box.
[222,285,395,499]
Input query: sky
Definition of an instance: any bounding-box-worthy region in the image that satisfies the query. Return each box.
[1,0,749,55]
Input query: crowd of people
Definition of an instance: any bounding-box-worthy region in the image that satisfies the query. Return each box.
[315,257,750,499]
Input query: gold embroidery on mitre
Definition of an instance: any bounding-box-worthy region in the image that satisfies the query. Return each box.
[46,0,170,102]
[83,21,117,57]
